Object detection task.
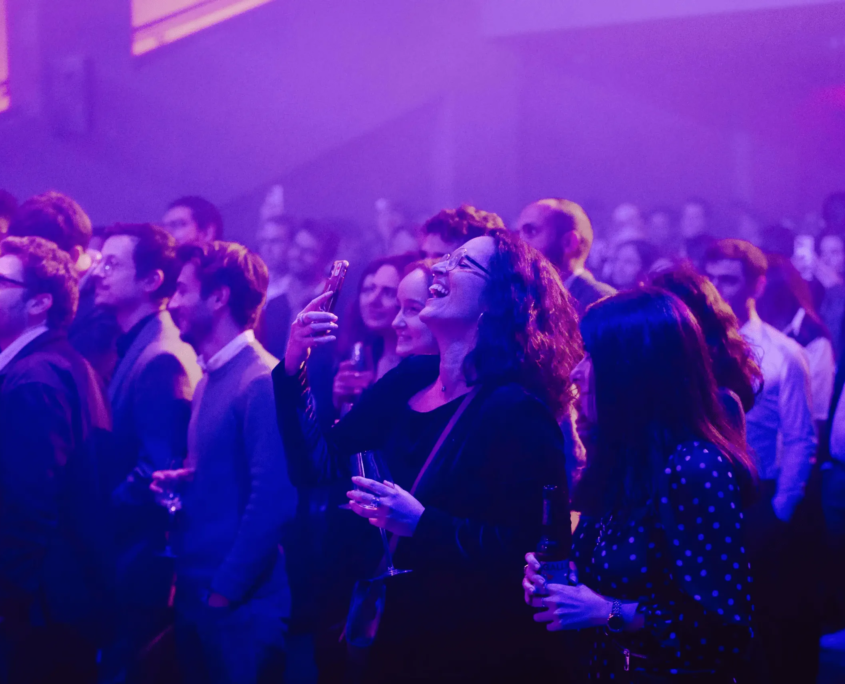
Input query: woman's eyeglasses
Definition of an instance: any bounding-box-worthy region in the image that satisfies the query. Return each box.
[438,250,491,279]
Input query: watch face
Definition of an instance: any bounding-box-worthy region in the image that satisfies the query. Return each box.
[608,613,625,632]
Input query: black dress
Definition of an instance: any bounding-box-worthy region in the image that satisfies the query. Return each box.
[571,441,753,681]
[273,354,570,682]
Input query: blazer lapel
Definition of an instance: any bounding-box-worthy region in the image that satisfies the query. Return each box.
[108,313,164,404]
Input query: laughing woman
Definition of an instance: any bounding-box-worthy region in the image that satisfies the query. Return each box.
[273,206,582,682]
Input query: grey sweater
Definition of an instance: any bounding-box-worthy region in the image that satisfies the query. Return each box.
[178,341,297,604]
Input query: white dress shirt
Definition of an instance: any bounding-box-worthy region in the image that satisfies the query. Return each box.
[741,312,817,521]
[0,325,49,373]
[198,330,255,373]
[783,308,835,421]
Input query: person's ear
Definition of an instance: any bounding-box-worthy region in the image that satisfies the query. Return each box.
[26,292,53,319]
[208,285,231,313]
[561,231,580,260]
[141,269,164,296]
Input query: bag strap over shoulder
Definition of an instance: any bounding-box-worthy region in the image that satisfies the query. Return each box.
[389,387,479,555]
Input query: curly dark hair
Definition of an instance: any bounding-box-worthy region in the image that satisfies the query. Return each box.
[651,264,762,412]
[422,205,505,246]
[1,236,79,329]
[9,191,92,252]
[464,227,582,418]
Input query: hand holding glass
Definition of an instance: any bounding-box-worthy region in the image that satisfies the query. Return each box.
[150,468,194,558]
[347,452,412,579]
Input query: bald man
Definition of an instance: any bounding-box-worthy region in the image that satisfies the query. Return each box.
[516,198,615,314]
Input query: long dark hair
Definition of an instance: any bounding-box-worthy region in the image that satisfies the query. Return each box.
[463,227,582,418]
[573,289,756,517]
[651,264,762,413]
[337,253,418,361]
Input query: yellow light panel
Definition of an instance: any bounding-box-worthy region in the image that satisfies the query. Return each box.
[131,0,273,56]
[0,0,9,112]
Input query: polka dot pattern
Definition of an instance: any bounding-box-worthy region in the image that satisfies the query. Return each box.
[572,441,753,679]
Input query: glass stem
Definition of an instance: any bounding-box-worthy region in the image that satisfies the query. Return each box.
[379,528,395,571]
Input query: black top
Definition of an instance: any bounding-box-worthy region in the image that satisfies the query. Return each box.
[115,312,158,359]
[68,278,121,385]
[571,440,753,680]
[273,354,570,680]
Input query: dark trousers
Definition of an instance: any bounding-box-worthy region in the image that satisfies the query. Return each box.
[175,583,288,684]
[821,460,845,628]
[100,540,174,683]
[745,480,823,684]
[0,600,97,684]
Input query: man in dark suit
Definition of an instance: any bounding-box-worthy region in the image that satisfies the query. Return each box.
[8,191,121,384]
[90,223,202,680]
[0,236,112,683]
[516,198,615,315]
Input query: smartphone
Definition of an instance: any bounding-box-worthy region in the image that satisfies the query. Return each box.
[320,260,349,314]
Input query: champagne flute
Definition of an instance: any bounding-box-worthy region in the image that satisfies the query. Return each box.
[154,475,184,559]
[350,451,412,579]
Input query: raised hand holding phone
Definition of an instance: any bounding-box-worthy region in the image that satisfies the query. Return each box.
[284,260,349,375]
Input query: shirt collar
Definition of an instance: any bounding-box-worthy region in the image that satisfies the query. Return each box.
[783,308,805,338]
[563,267,586,290]
[199,330,255,373]
[739,308,764,340]
[0,325,49,373]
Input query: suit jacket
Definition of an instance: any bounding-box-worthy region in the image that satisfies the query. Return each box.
[107,311,201,546]
[0,330,112,632]
[567,270,616,315]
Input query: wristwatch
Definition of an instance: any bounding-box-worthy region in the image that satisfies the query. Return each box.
[607,599,625,633]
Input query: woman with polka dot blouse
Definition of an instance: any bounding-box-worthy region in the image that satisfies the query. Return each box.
[524,289,756,682]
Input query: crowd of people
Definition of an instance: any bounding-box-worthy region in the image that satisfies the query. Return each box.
[0,185,843,684]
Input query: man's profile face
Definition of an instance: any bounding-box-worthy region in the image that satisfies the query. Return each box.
[163,205,205,245]
[169,262,213,349]
[0,254,29,339]
[704,259,749,317]
[516,203,557,259]
[93,235,141,309]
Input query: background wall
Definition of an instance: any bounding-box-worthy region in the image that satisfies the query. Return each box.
[0,0,843,243]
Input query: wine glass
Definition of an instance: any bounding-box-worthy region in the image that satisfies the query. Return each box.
[350,451,412,580]
[154,487,183,559]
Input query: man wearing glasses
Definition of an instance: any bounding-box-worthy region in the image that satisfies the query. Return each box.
[0,236,111,683]
[91,223,202,681]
